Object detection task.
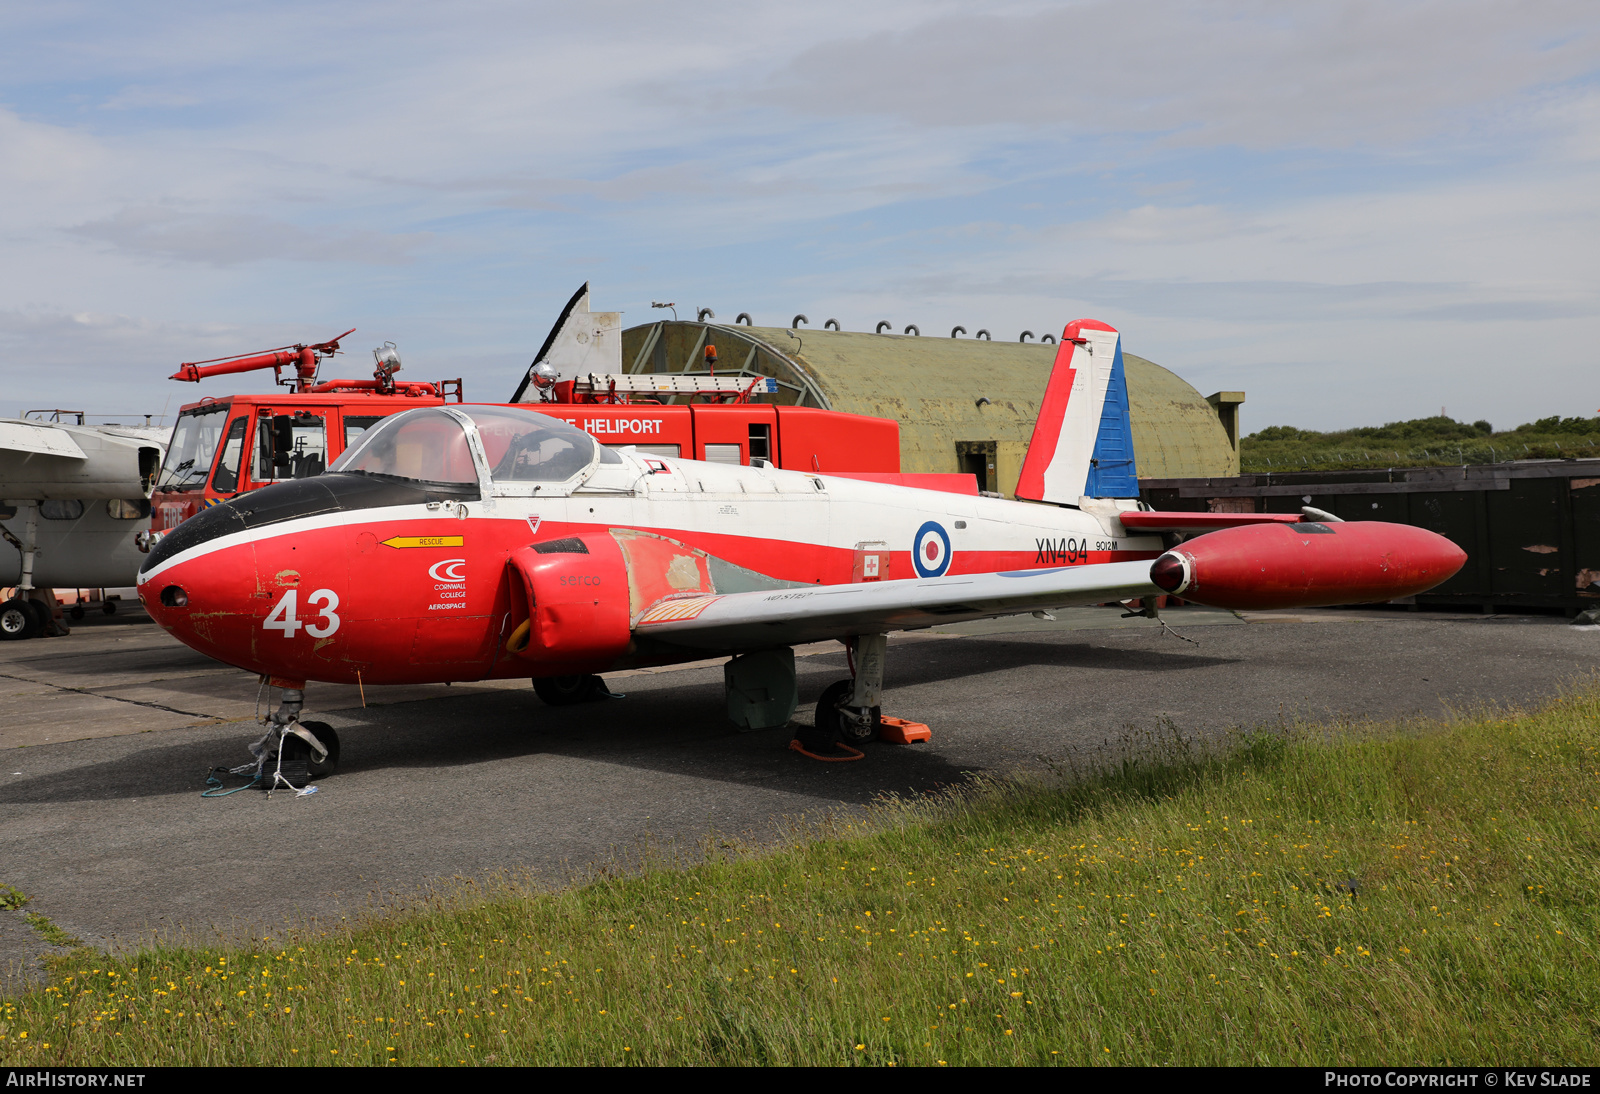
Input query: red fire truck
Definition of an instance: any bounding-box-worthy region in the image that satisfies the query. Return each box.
[148,335,913,537]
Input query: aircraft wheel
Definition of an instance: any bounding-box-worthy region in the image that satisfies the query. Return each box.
[815,678,881,745]
[298,721,341,779]
[532,674,602,706]
[0,599,36,641]
[278,723,340,782]
[103,601,117,616]
[68,604,85,621]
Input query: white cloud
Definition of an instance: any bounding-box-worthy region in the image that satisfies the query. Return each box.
[0,1,1594,434]
[68,206,430,266]
[0,106,109,199]
[762,1,1600,149]
[100,86,201,111]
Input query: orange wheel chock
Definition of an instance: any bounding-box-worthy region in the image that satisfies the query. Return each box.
[878,716,931,745]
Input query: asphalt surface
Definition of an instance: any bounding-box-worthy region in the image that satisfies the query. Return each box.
[2,603,1597,992]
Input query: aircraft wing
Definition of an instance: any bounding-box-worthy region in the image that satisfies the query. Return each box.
[0,420,87,459]
[634,561,1160,649]
[0,420,163,500]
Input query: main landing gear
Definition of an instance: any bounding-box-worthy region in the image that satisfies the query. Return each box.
[0,598,39,641]
[791,634,935,759]
[0,596,60,641]
[813,678,882,747]
[720,635,928,759]
[808,633,887,750]
[0,506,67,640]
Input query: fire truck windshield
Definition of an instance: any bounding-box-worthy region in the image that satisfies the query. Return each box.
[157,404,229,491]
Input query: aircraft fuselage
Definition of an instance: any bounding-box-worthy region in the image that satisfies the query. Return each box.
[137,452,1162,686]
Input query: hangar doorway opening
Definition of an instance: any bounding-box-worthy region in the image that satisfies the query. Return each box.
[957,441,997,494]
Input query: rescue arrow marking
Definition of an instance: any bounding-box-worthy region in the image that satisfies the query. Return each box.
[381,535,465,549]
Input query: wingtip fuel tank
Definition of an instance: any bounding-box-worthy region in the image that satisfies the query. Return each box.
[1148,521,1467,611]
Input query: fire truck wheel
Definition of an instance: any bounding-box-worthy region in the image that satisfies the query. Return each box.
[815,678,881,745]
[298,721,340,779]
[532,674,602,706]
[0,599,36,641]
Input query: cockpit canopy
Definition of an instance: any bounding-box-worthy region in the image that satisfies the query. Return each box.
[468,407,596,483]
[329,405,601,492]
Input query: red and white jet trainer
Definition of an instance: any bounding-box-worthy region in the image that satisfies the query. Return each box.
[136,320,1465,776]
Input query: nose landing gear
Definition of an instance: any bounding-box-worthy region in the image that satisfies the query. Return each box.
[252,687,340,785]
[212,685,340,795]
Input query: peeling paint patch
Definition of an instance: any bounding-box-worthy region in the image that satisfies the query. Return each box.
[1523,545,1558,554]
[1577,568,1600,590]
[1572,479,1600,490]
[274,569,302,586]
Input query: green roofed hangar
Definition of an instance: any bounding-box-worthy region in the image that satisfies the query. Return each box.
[514,287,1244,499]
[619,316,1243,498]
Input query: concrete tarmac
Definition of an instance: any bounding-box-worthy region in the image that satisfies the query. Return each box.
[2,603,1596,992]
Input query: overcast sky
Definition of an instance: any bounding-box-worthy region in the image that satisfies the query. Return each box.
[2,1,1597,431]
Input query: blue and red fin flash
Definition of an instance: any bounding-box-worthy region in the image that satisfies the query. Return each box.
[1015,319,1139,504]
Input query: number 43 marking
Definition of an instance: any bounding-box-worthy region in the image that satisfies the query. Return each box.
[264,589,341,638]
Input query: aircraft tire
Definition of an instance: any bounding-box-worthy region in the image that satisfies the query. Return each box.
[298,721,340,779]
[0,599,36,641]
[532,674,602,706]
[815,678,881,746]
[69,604,85,621]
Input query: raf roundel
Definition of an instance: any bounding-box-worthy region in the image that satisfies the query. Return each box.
[912,521,952,578]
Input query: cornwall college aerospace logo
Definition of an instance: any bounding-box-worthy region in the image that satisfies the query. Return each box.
[912,521,952,578]
[428,558,467,583]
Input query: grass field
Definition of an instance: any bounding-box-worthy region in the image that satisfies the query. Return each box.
[4,692,1599,1066]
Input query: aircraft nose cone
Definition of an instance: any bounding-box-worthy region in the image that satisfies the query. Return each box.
[138,542,262,664]
[139,561,198,637]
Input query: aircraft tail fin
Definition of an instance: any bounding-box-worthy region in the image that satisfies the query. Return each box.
[509,283,623,403]
[1013,319,1138,505]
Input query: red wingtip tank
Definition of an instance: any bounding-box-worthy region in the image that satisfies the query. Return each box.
[1148,521,1466,611]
